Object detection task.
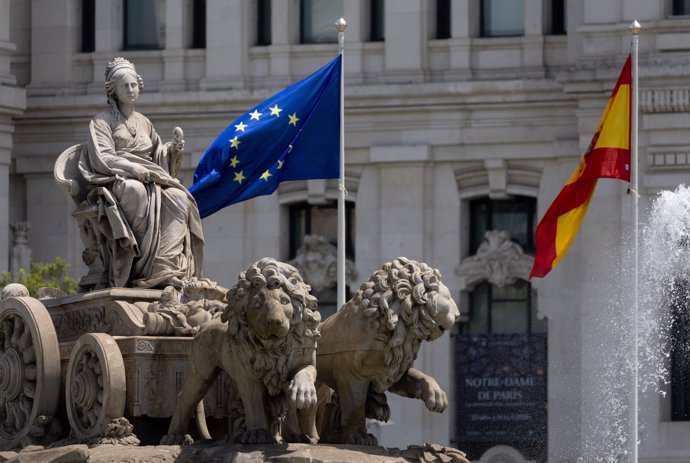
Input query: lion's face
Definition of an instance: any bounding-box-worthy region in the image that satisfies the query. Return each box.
[428,283,460,341]
[246,286,294,349]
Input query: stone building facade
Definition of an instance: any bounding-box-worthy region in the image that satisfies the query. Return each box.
[3,0,690,461]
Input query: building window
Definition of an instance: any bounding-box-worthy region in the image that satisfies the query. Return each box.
[300,0,343,44]
[466,280,545,335]
[289,201,355,318]
[123,0,166,50]
[469,196,535,255]
[257,0,272,46]
[289,201,354,261]
[480,0,524,37]
[81,0,95,53]
[191,0,206,49]
[671,278,690,420]
[370,0,384,42]
[466,196,540,335]
[436,0,451,39]
[454,195,546,461]
[673,0,690,15]
[551,0,566,34]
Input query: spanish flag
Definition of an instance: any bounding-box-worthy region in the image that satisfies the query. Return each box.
[530,55,632,278]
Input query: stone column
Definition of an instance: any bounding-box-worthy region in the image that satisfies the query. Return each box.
[368,144,433,448]
[0,131,11,273]
[269,0,299,85]
[10,222,31,278]
[29,0,77,93]
[383,0,427,82]
[341,0,365,84]
[449,0,473,75]
[0,0,27,273]
[202,0,247,89]
[523,0,545,74]
[88,0,119,92]
[162,0,187,91]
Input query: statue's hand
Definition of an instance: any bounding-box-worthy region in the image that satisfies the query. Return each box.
[288,370,317,409]
[420,376,448,413]
[130,164,150,182]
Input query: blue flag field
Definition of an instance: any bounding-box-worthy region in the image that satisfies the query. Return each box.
[189,55,342,218]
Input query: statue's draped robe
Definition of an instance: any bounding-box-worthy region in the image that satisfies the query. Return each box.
[78,110,204,288]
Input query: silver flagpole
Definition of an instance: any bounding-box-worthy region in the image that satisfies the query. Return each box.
[336,17,347,309]
[629,19,640,463]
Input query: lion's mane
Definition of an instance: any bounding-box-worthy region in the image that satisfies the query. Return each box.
[221,257,320,396]
[346,257,445,392]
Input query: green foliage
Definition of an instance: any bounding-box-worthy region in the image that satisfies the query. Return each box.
[0,257,79,297]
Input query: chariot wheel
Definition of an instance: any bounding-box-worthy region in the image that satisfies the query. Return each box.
[0,297,60,450]
[65,333,126,440]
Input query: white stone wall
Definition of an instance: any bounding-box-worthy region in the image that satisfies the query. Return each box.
[4,0,690,461]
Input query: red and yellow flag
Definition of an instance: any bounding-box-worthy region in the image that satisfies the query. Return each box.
[530,55,631,279]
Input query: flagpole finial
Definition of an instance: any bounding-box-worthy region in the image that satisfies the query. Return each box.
[629,20,641,35]
[335,17,347,33]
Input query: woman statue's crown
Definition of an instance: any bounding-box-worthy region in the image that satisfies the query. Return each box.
[105,57,136,81]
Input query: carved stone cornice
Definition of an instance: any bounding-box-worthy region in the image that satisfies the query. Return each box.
[456,230,533,290]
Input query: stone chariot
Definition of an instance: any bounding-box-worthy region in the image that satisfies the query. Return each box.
[0,142,226,450]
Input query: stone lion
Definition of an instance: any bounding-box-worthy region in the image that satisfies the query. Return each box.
[314,257,460,445]
[161,257,320,445]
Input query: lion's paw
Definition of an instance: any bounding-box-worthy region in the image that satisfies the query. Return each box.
[365,390,390,422]
[342,429,379,446]
[241,428,276,445]
[421,380,448,413]
[160,433,194,445]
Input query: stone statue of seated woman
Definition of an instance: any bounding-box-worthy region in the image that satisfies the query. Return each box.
[55,57,204,290]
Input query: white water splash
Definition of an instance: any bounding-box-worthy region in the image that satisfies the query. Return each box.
[573,186,690,462]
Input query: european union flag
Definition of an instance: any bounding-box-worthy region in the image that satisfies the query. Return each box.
[189,55,341,218]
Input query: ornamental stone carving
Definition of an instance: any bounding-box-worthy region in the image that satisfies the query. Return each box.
[287,234,357,292]
[144,279,228,336]
[456,230,533,289]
